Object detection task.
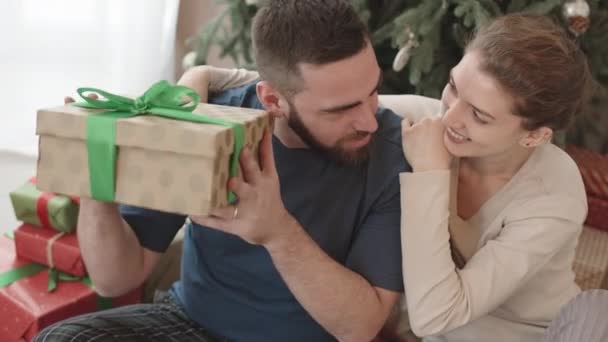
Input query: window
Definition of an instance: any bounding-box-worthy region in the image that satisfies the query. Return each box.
[0,0,179,155]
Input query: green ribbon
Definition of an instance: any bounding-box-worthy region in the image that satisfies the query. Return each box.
[73,80,244,203]
[0,264,112,310]
[47,267,82,292]
[0,262,46,288]
[81,276,112,310]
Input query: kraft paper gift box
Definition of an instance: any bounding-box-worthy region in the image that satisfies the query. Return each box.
[35,81,270,216]
[9,178,79,233]
[0,234,142,342]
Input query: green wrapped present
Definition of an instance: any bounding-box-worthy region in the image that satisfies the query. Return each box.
[9,178,79,233]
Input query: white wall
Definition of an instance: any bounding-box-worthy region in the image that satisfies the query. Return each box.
[0,0,179,156]
[0,0,233,232]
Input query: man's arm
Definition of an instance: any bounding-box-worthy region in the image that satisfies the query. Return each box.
[77,200,161,297]
[193,132,401,341]
[267,221,400,341]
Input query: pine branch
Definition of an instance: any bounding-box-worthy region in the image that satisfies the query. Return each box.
[523,0,562,15]
[508,0,530,12]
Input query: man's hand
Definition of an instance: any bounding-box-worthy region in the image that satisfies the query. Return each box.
[191,130,296,247]
[64,93,98,104]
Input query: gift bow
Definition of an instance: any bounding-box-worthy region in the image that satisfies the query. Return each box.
[73,80,244,203]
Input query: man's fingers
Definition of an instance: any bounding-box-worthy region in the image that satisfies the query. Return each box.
[64,93,98,105]
[259,130,277,176]
[228,177,253,199]
[239,147,261,183]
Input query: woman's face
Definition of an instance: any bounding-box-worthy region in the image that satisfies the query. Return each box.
[440,51,530,158]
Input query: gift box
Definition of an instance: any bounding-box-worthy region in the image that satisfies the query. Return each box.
[566,145,608,200]
[566,145,608,232]
[585,197,608,232]
[14,224,85,277]
[9,179,79,233]
[0,235,141,342]
[35,81,270,216]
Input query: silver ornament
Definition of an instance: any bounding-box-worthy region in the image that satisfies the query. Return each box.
[392,31,419,72]
[562,0,591,35]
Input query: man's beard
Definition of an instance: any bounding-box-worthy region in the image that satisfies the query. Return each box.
[287,107,375,165]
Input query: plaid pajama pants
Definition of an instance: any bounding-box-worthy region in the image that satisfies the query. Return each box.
[33,291,225,342]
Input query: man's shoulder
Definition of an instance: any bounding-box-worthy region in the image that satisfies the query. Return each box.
[367,108,410,186]
[372,107,406,165]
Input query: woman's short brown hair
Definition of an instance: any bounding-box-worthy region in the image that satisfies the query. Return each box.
[467,13,594,131]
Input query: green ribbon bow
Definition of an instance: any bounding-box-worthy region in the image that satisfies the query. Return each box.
[47,267,82,292]
[73,80,244,203]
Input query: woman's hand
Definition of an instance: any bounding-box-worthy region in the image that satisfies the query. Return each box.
[401,117,452,172]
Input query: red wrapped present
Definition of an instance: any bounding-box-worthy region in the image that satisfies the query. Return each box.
[586,197,608,232]
[14,224,86,277]
[566,146,608,232]
[566,145,608,200]
[0,235,141,342]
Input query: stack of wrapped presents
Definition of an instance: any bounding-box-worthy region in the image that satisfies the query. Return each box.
[2,178,142,342]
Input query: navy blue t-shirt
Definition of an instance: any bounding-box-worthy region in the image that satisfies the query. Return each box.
[120,83,409,341]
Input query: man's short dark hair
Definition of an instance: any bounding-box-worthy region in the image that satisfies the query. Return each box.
[252,0,370,97]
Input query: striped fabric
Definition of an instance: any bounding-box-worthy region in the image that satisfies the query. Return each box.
[542,290,608,342]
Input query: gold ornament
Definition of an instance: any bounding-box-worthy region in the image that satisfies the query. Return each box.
[562,0,591,36]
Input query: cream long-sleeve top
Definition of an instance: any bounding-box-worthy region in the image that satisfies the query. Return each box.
[401,141,587,341]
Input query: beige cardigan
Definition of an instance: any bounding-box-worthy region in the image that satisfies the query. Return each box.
[400,134,586,340]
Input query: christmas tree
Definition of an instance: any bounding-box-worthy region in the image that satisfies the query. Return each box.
[184,0,608,152]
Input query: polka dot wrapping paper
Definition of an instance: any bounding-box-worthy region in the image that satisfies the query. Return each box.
[34,102,271,216]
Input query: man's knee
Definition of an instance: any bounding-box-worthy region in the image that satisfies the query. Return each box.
[34,318,105,342]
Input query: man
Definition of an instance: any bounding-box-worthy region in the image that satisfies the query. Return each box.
[35,1,408,341]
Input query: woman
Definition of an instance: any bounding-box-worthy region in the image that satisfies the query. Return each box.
[399,13,592,341]
[180,13,593,341]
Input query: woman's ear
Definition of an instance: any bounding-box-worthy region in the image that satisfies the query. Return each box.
[256,81,289,119]
[519,126,553,148]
